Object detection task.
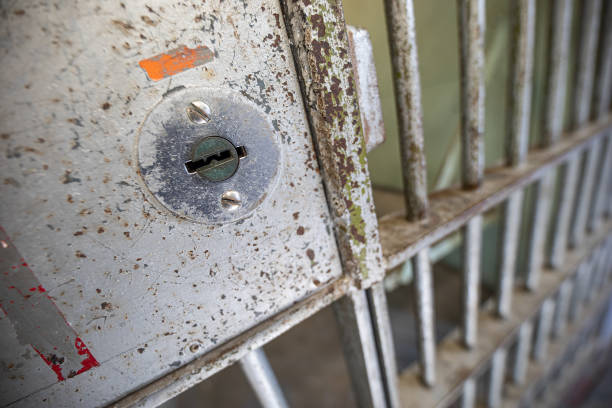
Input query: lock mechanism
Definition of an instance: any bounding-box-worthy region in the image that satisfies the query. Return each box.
[137,87,281,224]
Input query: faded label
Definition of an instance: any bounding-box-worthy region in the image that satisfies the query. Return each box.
[0,228,99,381]
[139,45,214,81]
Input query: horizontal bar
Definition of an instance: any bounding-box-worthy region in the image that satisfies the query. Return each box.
[383,0,429,220]
[240,348,289,408]
[381,116,612,271]
[395,220,612,408]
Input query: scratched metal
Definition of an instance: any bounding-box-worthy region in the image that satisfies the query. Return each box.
[0,1,345,406]
[383,0,429,220]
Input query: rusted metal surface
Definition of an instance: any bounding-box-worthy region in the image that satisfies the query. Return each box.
[542,0,573,145]
[383,0,428,220]
[347,26,386,154]
[0,1,351,405]
[571,0,602,128]
[462,215,482,348]
[506,0,535,165]
[281,0,384,286]
[380,117,612,271]
[395,221,612,408]
[457,0,485,188]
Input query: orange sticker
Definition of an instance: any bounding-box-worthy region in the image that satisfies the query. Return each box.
[139,45,214,81]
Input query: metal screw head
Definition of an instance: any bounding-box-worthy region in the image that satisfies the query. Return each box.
[186,101,211,124]
[221,191,241,211]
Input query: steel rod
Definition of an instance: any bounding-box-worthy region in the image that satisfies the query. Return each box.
[532,298,555,362]
[569,139,601,247]
[571,0,603,128]
[549,155,580,268]
[458,0,485,188]
[568,262,589,322]
[240,348,289,408]
[594,0,612,119]
[512,320,534,384]
[383,0,428,220]
[462,215,482,348]
[461,378,476,408]
[333,290,387,408]
[506,0,536,165]
[551,280,573,338]
[487,348,507,408]
[367,283,400,408]
[524,172,555,290]
[542,0,573,145]
[497,190,524,318]
[590,133,612,230]
[412,248,436,386]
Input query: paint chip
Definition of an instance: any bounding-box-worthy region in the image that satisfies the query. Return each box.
[139,45,214,81]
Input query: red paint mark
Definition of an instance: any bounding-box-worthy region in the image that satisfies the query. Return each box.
[138,45,214,81]
[1,227,99,382]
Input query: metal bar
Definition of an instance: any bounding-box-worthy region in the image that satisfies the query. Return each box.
[461,378,477,408]
[590,133,612,230]
[568,262,589,322]
[571,0,603,128]
[380,118,612,271]
[347,26,386,154]
[333,290,387,408]
[487,348,507,408]
[395,222,612,407]
[551,280,573,338]
[367,283,401,408]
[569,139,601,247]
[532,298,555,362]
[512,320,534,385]
[240,348,289,408]
[457,0,485,188]
[506,0,536,165]
[594,0,612,119]
[549,155,580,268]
[462,215,482,348]
[524,172,555,290]
[412,248,436,386]
[542,0,573,145]
[497,190,524,318]
[383,0,428,220]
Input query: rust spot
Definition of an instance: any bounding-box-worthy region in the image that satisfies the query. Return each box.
[75,250,87,258]
[100,302,112,310]
[101,102,111,110]
[296,226,305,235]
[138,45,214,81]
[97,227,105,234]
[306,248,315,261]
[293,212,300,220]
[140,15,157,26]
[13,9,25,16]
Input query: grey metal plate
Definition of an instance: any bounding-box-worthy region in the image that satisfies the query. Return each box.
[0,1,342,406]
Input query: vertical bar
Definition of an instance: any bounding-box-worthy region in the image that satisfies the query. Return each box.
[569,139,601,247]
[412,248,436,386]
[532,298,555,362]
[462,215,482,348]
[462,377,477,408]
[551,280,573,338]
[590,133,612,231]
[497,191,524,318]
[240,348,289,408]
[568,262,588,322]
[571,0,603,128]
[512,320,534,385]
[487,348,507,408]
[506,0,536,165]
[525,172,555,290]
[593,0,612,119]
[333,290,386,408]
[367,283,400,408]
[541,0,573,145]
[458,0,486,188]
[549,156,580,268]
[383,0,428,220]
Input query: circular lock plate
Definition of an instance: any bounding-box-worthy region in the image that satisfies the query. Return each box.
[137,87,281,224]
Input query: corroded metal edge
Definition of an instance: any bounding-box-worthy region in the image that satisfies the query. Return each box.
[380,115,612,271]
[280,0,384,285]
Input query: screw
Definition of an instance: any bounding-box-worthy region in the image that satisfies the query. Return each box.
[221,191,241,211]
[186,101,211,124]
